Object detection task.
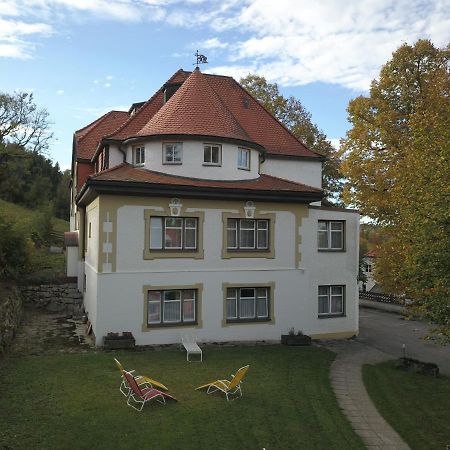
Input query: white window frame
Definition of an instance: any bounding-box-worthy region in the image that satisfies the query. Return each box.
[318,220,345,251]
[149,216,198,251]
[133,145,145,166]
[226,218,269,251]
[318,285,345,317]
[237,147,250,170]
[203,143,222,166]
[163,142,183,164]
[226,287,269,322]
[148,289,196,326]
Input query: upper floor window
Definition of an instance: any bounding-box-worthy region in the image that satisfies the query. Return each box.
[149,217,197,250]
[318,285,345,317]
[238,148,250,170]
[227,218,269,250]
[133,146,145,166]
[203,144,222,166]
[148,289,196,326]
[318,220,344,251]
[163,143,182,164]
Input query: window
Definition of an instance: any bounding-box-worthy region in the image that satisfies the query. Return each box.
[318,220,344,250]
[133,146,145,165]
[149,217,197,251]
[238,148,250,170]
[163,143,182,164]
[203,144,222,165]
[365,264,372,273]
[227,218,269,250]
[318,285,345,317]
[226,287,269,322]
[147,289,196,326]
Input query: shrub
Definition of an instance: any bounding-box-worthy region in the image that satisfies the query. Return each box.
[0,216,32,279]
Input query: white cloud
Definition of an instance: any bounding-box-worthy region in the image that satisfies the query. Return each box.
[206,0,450,91]
[106,75,114,80]
[329,138,341,150]
[200,37,228,49]
[104,82,111,88]
[56,89,64,95]
[0,17,52,58]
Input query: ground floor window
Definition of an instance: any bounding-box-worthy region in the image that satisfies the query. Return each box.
[147,289,196,326]
[318,285,345,317]
[226,287,270,322]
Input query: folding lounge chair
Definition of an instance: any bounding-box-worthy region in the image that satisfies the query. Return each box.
[123,371,177,412]
[196,365,250,401]
[180,333,202,362]
[114,358,168,397]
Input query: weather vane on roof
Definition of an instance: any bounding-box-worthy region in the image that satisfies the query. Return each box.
[194,50,208,68]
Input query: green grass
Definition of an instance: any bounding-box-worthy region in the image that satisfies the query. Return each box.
[0,346,364,450]
[363,361,450,450]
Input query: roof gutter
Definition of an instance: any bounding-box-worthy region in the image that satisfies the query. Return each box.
[76,178,323,206]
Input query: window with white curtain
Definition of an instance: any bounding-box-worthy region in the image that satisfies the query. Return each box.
[148,289,196,326]
[318,220,345,250]
[318,285,345,316]
[226,287,269,322]
[227,218,269,250]
[149,217,197,251]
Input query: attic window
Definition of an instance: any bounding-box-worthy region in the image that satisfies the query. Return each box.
[203,144,222,166]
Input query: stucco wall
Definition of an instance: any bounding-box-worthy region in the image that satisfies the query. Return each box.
[124,140,260,180]
[261,157,322,189]
[87,196,359,346]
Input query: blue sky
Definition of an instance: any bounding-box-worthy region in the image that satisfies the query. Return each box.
[0,0,448,170]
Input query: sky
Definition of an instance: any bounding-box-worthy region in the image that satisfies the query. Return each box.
[0,0,448,170]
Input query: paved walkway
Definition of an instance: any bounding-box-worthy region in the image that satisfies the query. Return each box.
[10,306,93,356]
[324,340,410,450]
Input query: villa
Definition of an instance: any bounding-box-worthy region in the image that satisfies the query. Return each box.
[67,68,359,346]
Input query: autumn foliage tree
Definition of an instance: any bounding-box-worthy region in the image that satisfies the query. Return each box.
[341,40,450,340]
[240,75,344,204]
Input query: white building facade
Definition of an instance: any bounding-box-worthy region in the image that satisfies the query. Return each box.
[69,68,359,346]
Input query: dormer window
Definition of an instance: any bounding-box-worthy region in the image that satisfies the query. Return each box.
[203,144,222,166]
[238,148,250,170]
[163,143,182,164]
[133,146,145,166]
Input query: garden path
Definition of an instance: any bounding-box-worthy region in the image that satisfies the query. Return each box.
[324,340,410,450]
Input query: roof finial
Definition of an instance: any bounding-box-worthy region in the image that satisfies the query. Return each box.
[194,50,208,69]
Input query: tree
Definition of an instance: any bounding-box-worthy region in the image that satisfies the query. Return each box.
[341,40,450,340]
[0,91,52,153]
[240,74,344,204]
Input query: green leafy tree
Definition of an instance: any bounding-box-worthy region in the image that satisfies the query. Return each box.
[341,40,450,340]
[240,74,344,204]
[0,91,52,153]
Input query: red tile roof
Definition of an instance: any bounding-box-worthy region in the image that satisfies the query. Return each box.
[75,111,129,160]
[106,69,189,141]
[89,163,322,193]
[136,69,252,143]
[74,68,322,161]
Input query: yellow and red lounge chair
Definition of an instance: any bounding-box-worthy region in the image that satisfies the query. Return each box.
[114,358,168,397]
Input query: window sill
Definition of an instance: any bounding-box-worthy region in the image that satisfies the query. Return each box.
[226,318,271,324]
[318,314,346,319]
[133,163,145,167]
[145,321,198,329]
[237,166,251,171]
[202,163,222,167]
[162,162,182,165]
[318,249,346,252]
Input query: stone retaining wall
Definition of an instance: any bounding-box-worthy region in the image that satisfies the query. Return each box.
[0,285,23,355]
[21,283,83,314]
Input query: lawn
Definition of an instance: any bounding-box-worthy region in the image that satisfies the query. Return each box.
[363,361,450,450]
[0,346,365,450]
